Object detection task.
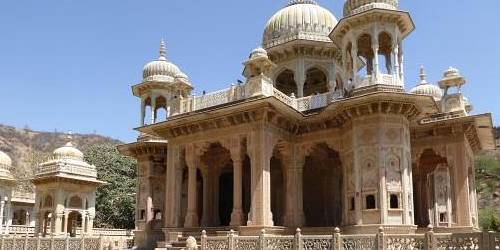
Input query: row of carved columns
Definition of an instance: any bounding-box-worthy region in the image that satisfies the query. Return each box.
[164,130,316,229]
[34,210,94,236]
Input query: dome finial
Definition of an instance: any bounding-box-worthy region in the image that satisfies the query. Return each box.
[159,39,167,61]
[419,66,428,85]
[65,131,74,147]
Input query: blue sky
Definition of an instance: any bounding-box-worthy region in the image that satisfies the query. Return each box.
[0,0,499,142]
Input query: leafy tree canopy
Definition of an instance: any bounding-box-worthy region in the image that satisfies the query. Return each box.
[83,144,137,229]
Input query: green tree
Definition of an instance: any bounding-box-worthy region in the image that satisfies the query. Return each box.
[475,154,500,232]
[83,144,137,229]
[479,207,500,232]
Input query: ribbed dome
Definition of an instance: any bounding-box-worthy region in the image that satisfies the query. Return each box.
[175,72,189,81]
[0,151,14,181]
[0,151,12,168]
[343,0,398,16]
[249,47,268,59]
[263,0,338,49]
[142,40,184,82]
[410,67,443,100]
[53,136,84,161]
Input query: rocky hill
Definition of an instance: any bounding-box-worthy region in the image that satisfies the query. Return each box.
[0,124,122,191]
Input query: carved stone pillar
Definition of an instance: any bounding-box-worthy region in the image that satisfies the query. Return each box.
[151,94,157,124]
[200,167,210,227]
[144,160,154,226]
[247,127,274,226]
[53,213,63,235]
[450,141,472,227]
[140,97,146,126]
[372,44,379,80]
[86,214,94,235]
[398,42,404,84]
[295,59,305,97]
[184,146,199,227]
[351,43,358,88]
[213,168,221,226]
[63,211,69,235]
[4,201,11,234]
[165,145,181,227]
[0,200,5,234]
[393,44,400,81]
[230,139,244,226]
[283,145,305,227]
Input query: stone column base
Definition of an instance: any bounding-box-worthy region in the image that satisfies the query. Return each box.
[183,212,199,228]
[230,209,245,226]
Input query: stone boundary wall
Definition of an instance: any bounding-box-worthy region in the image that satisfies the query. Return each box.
[0,235,134,250]
[200,228,500,250]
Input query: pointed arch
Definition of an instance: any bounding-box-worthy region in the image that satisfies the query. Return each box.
[275,69,297,96]
[304,67,329,96]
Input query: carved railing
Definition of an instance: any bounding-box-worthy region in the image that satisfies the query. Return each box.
[0,234,134,250]
[8,225,35,235]
[272,88,297,109]
[357,74,399,88]
[4,225,132,237]
[296,91,343,112]
[180,84,246,113]
[36,162,97,178]
[420,112,466,124]
[0,235,102,250]
[199,228,500,250]
[175,82,343,118]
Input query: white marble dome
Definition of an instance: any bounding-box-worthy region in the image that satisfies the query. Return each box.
[53,141,84,161]
[343,0,398,16]
[410,67,443,100]
[410,84,443,101]
[0,151,12,168]
[263,0,338,49]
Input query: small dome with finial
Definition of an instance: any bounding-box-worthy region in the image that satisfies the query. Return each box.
[438,66,466,91]
[410,66,443,100]
[53,132,84,161]
[249,47,268,59]
[142,40,186,83]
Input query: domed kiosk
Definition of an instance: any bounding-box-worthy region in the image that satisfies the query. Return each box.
[32,134,105,237]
